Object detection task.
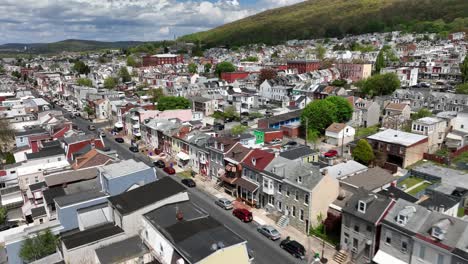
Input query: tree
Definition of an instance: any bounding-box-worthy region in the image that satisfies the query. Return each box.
[119,67,131,83]
[0,64,4,74]
[375,50,385,74]
[126,56,138,67]
[325,96,353,123]
[4,152,15,164]
[188,63,198,74]
[215,61,235,77]
[103,77,117,89]
[0,118,14,155]
[204,63,212,73]
[76,78,93,87]
[11,71,21,79]
[461,55,468,83]
[315,44,326,60]
[456,83,468,94]
[257,68,277,85]
[231,125,248,135]
[242,56,258,62]
[301,100,337,133]
[72,60,90,75]
[224,106,240,121]
[331,79,347,87]
[412,108,432,120]
[358,73,400,97]
[84,105,94,117]
[0,206,6,225]
[19,229,58,262]
[157,96,190,111]
[352,139,375,165]
[150,88,165,104]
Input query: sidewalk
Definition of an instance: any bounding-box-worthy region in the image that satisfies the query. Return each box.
[192,176,340,264]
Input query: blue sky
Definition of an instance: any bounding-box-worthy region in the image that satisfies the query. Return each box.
[0,0,303,44]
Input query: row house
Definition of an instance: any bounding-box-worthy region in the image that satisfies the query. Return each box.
[392,89,468,112]
[411,117,447,154]
[258,80,294,102]
[206,136,239,181]
[186,132,211,178]
[348,97,380,128]
[335,63,372,82]
[381,67,419,87]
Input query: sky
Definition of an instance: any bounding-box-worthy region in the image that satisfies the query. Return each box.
[0,0,304,44]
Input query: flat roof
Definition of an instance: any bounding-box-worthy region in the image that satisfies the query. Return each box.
[61,223,124,250]
[367,129,427,147]
[95,235,149,264]
[412,163,468,189]
[100,159,150,179]
[55,190,107,208]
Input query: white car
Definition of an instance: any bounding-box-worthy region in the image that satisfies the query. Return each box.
[215,198,233,210]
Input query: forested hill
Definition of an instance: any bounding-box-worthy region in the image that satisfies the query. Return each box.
[179,0,468,47]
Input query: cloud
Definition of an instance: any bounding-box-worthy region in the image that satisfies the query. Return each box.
[0,0,305,43]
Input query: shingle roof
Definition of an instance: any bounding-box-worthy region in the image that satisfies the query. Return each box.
[326,123,347,133]
[340,167,396,191]
[25,145,64,160]
[31,206,47,218]
[95,236,149,264]
[44,167,98,187]
[61,223,124,250]
[279,146,316,160]
[108,177,185,215]
[342,188,393,224]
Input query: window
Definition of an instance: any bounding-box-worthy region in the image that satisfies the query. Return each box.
[295,191,299,201]
[437,254,444,264]
[304,194,309,205]
[385,233,392,244]
[344,233,349,244]
[366,225,372,232]
[277,201,282,210]
[286,188,290,197]
[268,196,275,205]
[354,225,360,232]
[401,240,408,253]
[292,206,296,217]
[278,184,282,194]
[358,201,366,213]
[419,245,425,259]
[353,238,358,251]
[299,209,304,221]
[297,176,302,183]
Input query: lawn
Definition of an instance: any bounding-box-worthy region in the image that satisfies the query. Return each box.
[398,177,424,189]
[408,182,432,196]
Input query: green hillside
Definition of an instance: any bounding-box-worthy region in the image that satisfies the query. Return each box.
[179,0,468,47]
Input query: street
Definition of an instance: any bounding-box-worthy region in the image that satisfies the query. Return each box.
[62,108,306,264]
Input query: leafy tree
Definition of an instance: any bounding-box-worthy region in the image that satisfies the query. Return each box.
[76,78,93,87]
[0,64,4,74]
[248,112,263,120]
[192,41,204,57]
[150,88,165,104]
[358,73,400,97]
[4,152,15,165]
[231,125,248,135]
[456,83,468,94]
[224,106,240,121]
[412,108,432,120]
[119,67,131,83]
[103,77,117,89]
[257,68,277,85]
[352,139,375,165]
[215,61,236,77]
[72,60,90,75]
[331,79,347,87]
[242,56,259,62]
[157,96,190,111]
[375,50,385,74]
[306,129,320,149]
[19,229,58,262]
[204,63,212,73]
[315,44,326,60]
[325,96,353,123]
[301,100,337,133]
[461,55,468,83]
[0,206,6,225]
[11,71,21,79]
[188,63,198,74]
[126,56,138,67]
[0,118,14,155]
[98,56,109,64]
[84,105,94,116]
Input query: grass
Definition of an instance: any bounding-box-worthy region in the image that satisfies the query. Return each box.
[356,125,379,138]
[398,177,424,189]
[309,226,340,246]
[408,182,432,196]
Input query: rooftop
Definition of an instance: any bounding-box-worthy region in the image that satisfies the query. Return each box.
[326,123,347,133]
[279,146,316,160]
[367,129,427,147]
[342,188,393,224]
[412,163,468,190]
[325,160,368,179]
[61,223,124,250]
[414,117,443,125]
[25,145,64,160]
[100,159,150,179]
[95,236,149,264]
[340,167,396,191]
[44,167,98,187]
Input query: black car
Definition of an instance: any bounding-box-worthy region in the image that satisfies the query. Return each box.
[129,146,139,153]
[280,238,305,259]
[181,178,196,188]
[115,137,124,143]
[153,160,165,168]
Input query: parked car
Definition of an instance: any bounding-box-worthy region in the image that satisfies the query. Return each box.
[257,225,281,240]
[270,138,282,144]
[129,146,139,153]
[285,141,297,146]
[153,160,165,168]
[215,198,233,210]
[115,137,124,143]
[163,167,176,175]
[181,178,196,188]
[324,149,338,158]
[280,238,305,259]
[232,208,253,222]
[88,125,96,131]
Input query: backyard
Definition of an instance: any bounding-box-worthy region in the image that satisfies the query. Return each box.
[398,176,424,189]
[407,182,432,196]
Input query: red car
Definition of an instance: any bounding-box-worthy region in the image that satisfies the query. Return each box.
[324,149,338,158]
[233,208,253,222]
[163,167,176,175]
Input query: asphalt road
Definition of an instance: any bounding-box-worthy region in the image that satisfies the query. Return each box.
[56,105,306,264]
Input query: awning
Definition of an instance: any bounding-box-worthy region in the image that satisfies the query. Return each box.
[114,122,123,128]
[177,152,190,160]
[373,250,408,264]
[236,177,259,193]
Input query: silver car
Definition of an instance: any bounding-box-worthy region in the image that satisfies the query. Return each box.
[257,225,281,240]
[215,198,233,210]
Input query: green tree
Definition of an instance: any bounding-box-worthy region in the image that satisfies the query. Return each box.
[204,63,212,73]
[188,63,198,74]
[119,67,131,83]
[19,229,58,262]
[231,125,248,135]
[331,79,347,87]
[456,83,468,94]
[358,73,400,97]
[84,105,94,116]
[72,60,90,75]
[0,118,14,155]
[352,139,375,165]
[223,106,240,121]
[375,50,385,74]
[157,96,190,111]
[412,108,432,120]
[11,71,21,79]
[126,56,138,67]
[315,44,326,60]
[325,96,353,123]
[215,61,236,77]
[103,77,117,89]
[0,206,6,225]
[242,56,259,62]
[461,55,468,83]
[76,78,93,87]
[150,88,165,104]
[4,152,15,165]
[301,100,337,133]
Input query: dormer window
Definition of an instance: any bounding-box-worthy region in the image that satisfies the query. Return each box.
[297,176,302,183]
[358,201,366,213]
[432,227,444,240]
[397,214,408,225]
[251,158,256,166]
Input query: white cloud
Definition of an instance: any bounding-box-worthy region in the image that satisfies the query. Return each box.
[0,0,305,43]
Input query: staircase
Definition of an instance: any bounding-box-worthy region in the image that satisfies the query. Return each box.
[333,250,348,264]
[276,215,290,228]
